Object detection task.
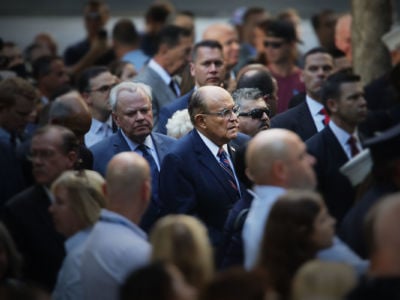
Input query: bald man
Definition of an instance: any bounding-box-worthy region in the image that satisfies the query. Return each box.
[241,129,367,273]
[159,85,250,248]
[347,193,400,299]
[81,152,152,300]
[203,23,240,88]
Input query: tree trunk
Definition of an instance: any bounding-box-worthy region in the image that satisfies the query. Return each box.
[351,0,393,85]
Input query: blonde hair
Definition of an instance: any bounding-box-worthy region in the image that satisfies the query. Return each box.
[292,260,357,300]
[150,215,214,289]
[51,170,106,227]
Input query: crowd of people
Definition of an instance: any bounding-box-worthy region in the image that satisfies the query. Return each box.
[1,0,400,299]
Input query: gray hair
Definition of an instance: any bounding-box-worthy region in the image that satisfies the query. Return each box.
[109,81,153,111]
[232,88,264,107]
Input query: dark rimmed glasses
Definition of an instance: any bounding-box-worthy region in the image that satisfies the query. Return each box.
[238,108,271,119]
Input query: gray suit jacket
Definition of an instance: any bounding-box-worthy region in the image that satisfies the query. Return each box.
[134,66,177,128]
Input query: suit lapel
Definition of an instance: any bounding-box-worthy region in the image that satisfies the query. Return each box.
[325,126,349,163]
[298,102,318,137]
[113,130,131,153]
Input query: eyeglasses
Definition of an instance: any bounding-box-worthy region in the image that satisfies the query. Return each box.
[263,41,285,49]
[202,105,240,119]
[238,108,271,119]
[87,82,118,94]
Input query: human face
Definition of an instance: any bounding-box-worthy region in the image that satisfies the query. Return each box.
[49,186,85,237]
[328,81,368,131]
[0,96,34,133]
[167,36,192,76]
[190,47,225,87]
[238,98,270,136]
[200,92,239,146]
[42,59,70,95]
[286,135,317,189]
[310,202,336,249]
[30,130,76,187]
[113,90,153,143]
[220,28,240,70]
[263,37,292,64]
[87,71,118,117]
[302,52,334,100]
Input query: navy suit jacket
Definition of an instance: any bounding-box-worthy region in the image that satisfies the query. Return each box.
[157,89,194,134]
[271,101,318,141]
[159,129,250,247]
[306,126,356,224]
[90,130,176,231]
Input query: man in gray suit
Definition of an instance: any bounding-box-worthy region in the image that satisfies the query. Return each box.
[134,25,192,128]
[90,81,176,231]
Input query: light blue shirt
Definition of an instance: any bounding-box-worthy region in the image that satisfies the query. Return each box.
[122,49,149,72]
[84,117,114,148]
[329,121,362,160]
[52,227,92,300]
[306,95,326,132]
[81,209,151,300]
[243,185,368,274]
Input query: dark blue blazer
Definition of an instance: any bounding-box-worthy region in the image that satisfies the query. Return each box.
[90,129,176,231]
[159,129,250,247]
[156,89,194,134]
[306,126,356,224]
[271,101,318,141]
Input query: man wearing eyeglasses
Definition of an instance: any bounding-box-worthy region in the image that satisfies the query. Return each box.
[159,85,251,249]
[78,66,119,147]
[233,88,270,137]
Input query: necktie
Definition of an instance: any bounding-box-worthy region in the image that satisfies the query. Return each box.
[169,79,178,97]
[217,147,239,193]
[319,108,330,126]
[137,144,159,202]
[347,135,360,157]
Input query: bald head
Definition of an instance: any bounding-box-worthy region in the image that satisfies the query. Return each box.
[246,129,316,188]
[49,90,92,141]
[202,23,239,70]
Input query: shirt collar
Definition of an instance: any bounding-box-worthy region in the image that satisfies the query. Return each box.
[329,121,360,147]
[148,59,172,86]
[306,95,325,117]
[120,130,155,152]
[196,129,229,158]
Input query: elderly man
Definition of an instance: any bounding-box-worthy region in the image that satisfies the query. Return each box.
[82,152,152,300]
[157,39,226,134]
[234,87,270,137]
[159,85,250,248]
[1,125,79,291]
[90,81,176,230]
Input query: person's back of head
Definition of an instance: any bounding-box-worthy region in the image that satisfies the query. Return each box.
[155,24,192,54]
[145,3,174,34]
[150,215,214,289]
[112,19,140,48]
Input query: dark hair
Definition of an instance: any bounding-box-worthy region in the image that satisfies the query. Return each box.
[188,88,208,124]
[145,3,172,24]
[257,190,323,300]
[321,69,360,113]
[33,124,79,155]
[155,25,191,53]
[31,55,62,80]
[311,9,335,31]
[120,261,175,300]
[0,77,38,110]
[77,66,109,93]
[112,19,140,46]
[242,7,266,23]
[192,40,223,61]
[303,47,331,63]
[236,68,274,97]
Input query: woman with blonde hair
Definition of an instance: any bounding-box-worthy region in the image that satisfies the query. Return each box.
[49,169,106,300]
[150,215,214,290]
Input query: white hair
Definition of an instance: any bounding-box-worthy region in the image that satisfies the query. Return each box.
[109,81,152,111]
[166,109,193,139]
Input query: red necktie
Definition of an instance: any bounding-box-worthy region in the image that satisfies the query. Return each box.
[347,136,360,157]
[319,108,330,126]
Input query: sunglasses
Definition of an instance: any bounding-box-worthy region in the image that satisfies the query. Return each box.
[238,108,271,119]
[263,41,284,49]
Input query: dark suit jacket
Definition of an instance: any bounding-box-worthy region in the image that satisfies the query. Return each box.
[1,185,65,291]
[271,101,318,141]
[134,66,178,127]
[306,126,356,224]
[90,130,176,231]
[159,129,251,247]
[156,89,194,134]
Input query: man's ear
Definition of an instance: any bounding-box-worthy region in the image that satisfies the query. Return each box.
[194,114,207,129]
[190,62,195,77]
[326,98,337,114]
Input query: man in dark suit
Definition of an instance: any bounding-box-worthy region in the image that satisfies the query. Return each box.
[271,47,334,141]
[90,81,176,231]
[1,125,79,291]
[159,86,250,248]
[157,40,226,134]
[306,70,368,224]
[134,25,192,128]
